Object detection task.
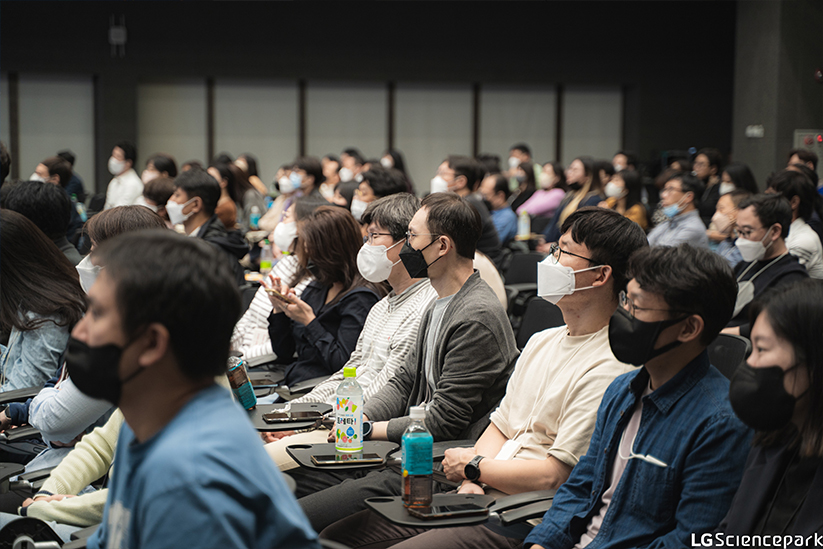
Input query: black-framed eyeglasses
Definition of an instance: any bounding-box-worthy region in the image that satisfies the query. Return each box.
[405,231,441,246]
[548,243,595,265]
[619,290,692,318]
[363,232,393,245]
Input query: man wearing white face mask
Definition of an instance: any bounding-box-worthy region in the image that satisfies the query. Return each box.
[103,141,143,209]
[647,172,709,249]
[722,194,808,338]
[262,194,437,468]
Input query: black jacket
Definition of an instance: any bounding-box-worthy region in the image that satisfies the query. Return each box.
[196,214,248,286]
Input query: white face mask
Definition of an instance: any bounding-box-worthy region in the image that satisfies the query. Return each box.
[357,240,402,283]
[430,175,449,194]
[735,228,774,263]
[605,182,625,199]
[538,172,553,190]
[108,157,126,176]
[133,195,158,213]
[30,172,46,183]
[508,156,520,169]
[166,198,195,226]
[719,182,735,196]
[76,255,102,294]
[273,221,297,253]
[613,164,625,173]
[380,157,393,169]
[278,175,296,195]
[339,167,354,182]
[350,197,368,222]
[142,169,160,184]
[537,255,603,305]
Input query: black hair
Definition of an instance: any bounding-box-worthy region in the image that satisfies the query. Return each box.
[561,207,649,299]
[696,147,723,174]
[738,193,793,239]
[670,158,692,173]
[722,162,758,194]
[476,153,501,175]
[181,160,203,172]
[596,160,616,180]
[667,172,705,202]
[293,156,326,189]
[335,180,359,208]
[323,154,340,166]
[56,150,75,166]
[789,163,820,188]
[383,150,407,176]
[749,279,823,457]
[544,162,568,191]
[628,244,737,345]
[143,177,176,208]
[510,143,531,157]
[517,161,537,192]
[447,155,484,192]
[0,142,9,184]
[361,166,409,199]
[788,148,819,170]
[210,162,254,204]
[614,169,643,210]
[766,169,820,222]
[95,230,241,380]
[0,209,85,333]
[237,153,259,178]
[4,180,71,240]
[724,188,752,208]
[341,148,365,166]
[147,153,178,178]
[114,141,136,165]
[362,193,422,242]
[175,167,220,216]
[41,156,72,188]
[614,150,638,169]
[420,192,482,260]
[213,152,234,165]
[489,173,512,201]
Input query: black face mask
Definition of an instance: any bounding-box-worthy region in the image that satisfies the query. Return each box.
[729,363,805,431]
[399,237,441,279]
[66,336,145,406]
[568,181,583,191]
[608,307,688,366]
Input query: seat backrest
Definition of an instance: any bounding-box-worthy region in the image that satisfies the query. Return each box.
[707,333,752,380]
[516,297,565,349]
[503,252,546,285]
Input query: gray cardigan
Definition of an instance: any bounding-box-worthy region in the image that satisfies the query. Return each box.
[363,271,519,442]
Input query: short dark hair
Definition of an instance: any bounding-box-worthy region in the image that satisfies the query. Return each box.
[614,169,643,209]
[181,160,203,172]
[42,156,72,187]
[596,160,615,180]
[341,148,365,166]
[723,188,752,208]
[362,193,421,242]
[447,155,484,192]
[628,244,737,345]
[85,205,167,246]
[722,162,758,194]
[294,156,326,188]
[361,166,408,199]
[175,167,220,216]
[0,142,10,183]
[237,153,258,177]
[667,172,705,202]
[146,153,178,178]
[420,192,481,260]
[114,141,136,165]
[4,180,71,240]
[766,169,819,222]
[696,147,723,172]
[56,149,75,166]
[95,230,241,380]
[323,154,340,166]
[476,153,501,175]
[561,207,649,299]
[488,173,511,201]
[143,176,176,206]
[614,150,638,169]
[738,193,793,239]
[510,143,531,157]
[788,162,820,188]
[788,148,819,170]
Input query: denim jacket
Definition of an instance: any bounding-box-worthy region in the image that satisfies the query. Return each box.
[525,351,752,549]
[0,313,69,392]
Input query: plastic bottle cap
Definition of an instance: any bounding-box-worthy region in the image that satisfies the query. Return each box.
[343,366,357,378]
[409,406,425,420]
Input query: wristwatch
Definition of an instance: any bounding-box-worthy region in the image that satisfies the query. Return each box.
[464,455,485,482]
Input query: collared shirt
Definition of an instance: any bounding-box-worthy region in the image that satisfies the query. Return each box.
[104,168,143,209]
[525,351,752,549]
[647,209,709,248]
[491,207,518,244]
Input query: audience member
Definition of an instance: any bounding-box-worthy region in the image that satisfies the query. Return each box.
[65,230,319,548]
[319,155,341,201]
[721,162,759,194]
[5,180,82,265]
[595,159,615,188]
[32,156,84,244]
[267,206,386,385]
[207,163,239,230]
[694,147,724,225]
[710,189,751,269]
[477,152,502,175]
[719,279,823,537]
[540,156,605,247]
[103,141,143,209]
[480,173,518,244]
[293,192,518,531]
[321,207,649,548]
[138,176,175,227]
[517,161,567,219]
[140,153,177,184]
[332,180,359,210]
[510,161,537,212]
[180,159,202,172]
[0,210,85,391]
[526,244,752,549]
[508,143,543,187]
[351,166,409,222]
[612,150,637,172]
[339,148,365,183]
[723,194,808,338]
[647,172,709,248]
[380,149,415,193]
[599,168,648,231]
[211,162,266,233]
[235,152,268,195]
[167,167,248,285]
[787,148,818,172]
[766,169,823,279]
[293,156,327,200]
[56,150,87,203]
[260,164,298,232]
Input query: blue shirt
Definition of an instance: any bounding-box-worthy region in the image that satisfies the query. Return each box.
[491,207,518,244]
[88,384,319,549]
[716,238,743,270]
[647,209,709,249]
[525,351,752,549]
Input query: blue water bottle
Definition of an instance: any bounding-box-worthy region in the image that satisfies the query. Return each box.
[401,406,433,508]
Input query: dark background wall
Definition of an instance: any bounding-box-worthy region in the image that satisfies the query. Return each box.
[2,1,738,189]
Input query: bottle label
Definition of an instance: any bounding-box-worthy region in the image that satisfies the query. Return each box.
[228,361,257,410]
[401,433,433,475]
[335,396,363,452]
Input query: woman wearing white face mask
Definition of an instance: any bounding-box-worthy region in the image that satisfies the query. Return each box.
[597,170,648,231]
[517,161,568,219]
[103,141,143,209]
[141,153,177,185]
[722,194,808,339]
[259,165,299,233]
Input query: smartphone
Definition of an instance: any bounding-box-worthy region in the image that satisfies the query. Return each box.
[407,503,489,520]
[249,378,279,388]
[261,410,323,424]
[311,453,383,466]
[265,287,295,305]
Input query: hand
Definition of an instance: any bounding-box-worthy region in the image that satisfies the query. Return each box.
[23,494,76,507]
[0,410,11,432]
[721,326,741,336]
[281,295,316,326]
[265,275,291,314]
[261,430,295,444]
[706,230,729,243]
[442,447,477,483]
[457,481,485,495]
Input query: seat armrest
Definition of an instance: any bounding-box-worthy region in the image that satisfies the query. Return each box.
[0,426,41,443]
[489,489,556,514]
[275,375,330,400]
[499,499,553,526]
[0,386,41,404]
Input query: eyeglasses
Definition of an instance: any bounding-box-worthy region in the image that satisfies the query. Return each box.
[660,186,684,196]
[405,231,441,246]
[363,232,393,245]
[619,290,691,317]
[548,243,595,265]
[735,226,765,240]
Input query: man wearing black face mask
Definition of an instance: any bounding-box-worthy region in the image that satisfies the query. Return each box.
[526,244,753,549]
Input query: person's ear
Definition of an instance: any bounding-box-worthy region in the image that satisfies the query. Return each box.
[676,314,704,344]
[684,191,695,205]
[136,323,171,368]
[769,223,782,242]
[590,265,613,288]
[790,195,801,212]
[189,197,203,215]
[437,235,451,257]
